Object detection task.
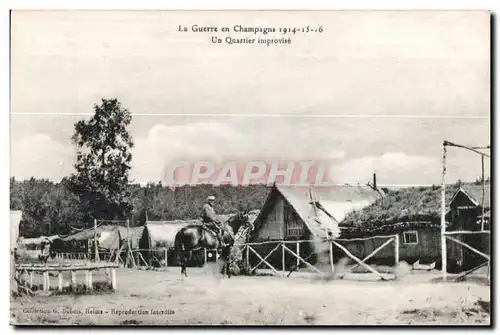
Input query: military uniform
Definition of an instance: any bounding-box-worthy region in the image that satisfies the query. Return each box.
[202,201,226,246]
[202,203,218,223]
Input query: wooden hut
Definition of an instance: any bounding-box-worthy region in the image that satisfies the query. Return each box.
[249,184,384,270]
[340,183,490,271]
[447,184,490,270]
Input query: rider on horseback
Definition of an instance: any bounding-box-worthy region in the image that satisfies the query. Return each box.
[202,195,227,247]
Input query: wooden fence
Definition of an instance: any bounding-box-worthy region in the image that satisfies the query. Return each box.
[15,262,120,292]
[444,230,490,283]
[56,247,220,268]
[235,235,399,280]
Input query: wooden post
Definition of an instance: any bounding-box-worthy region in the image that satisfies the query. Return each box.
[283,245,323,275]
[281,242,285,276]
[111,268,117,291]
[329,241,334,273]
[86,270,93,291]
[58,272,63,292]
[296,241,300,268]
[94,219,98,262]
[332,241,388,280]
[481,155,485,231]
[245,245,250,268]
[487,261,490,285]
[441,142,447,281]
[394,234,400,265]
[29,271,33,288]
[125,219,130,268]
[248,245,281,276]
[43,271,49,292]
[164,248,168,267]
[71,271,76,290]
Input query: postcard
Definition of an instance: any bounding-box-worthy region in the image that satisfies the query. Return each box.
[10,10,491,326]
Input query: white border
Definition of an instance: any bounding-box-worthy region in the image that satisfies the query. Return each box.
[2,1,497,333]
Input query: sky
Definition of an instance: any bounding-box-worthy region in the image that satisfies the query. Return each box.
[10,10,491,186]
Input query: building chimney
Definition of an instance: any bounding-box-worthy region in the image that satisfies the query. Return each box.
[373,172,377,189]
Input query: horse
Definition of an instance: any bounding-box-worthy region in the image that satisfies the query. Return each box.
[174,210,253,278]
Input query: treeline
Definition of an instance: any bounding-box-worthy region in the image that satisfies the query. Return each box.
[10,177,270,238]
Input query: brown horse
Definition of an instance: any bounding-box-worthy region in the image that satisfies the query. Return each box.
[174,210,252,277]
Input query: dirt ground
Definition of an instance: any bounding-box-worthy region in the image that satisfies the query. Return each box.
[10,265,491,326]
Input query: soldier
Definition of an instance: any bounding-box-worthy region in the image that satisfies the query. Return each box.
[202,195,226,247]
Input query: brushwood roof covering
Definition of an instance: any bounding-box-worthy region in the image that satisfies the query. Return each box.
[254,184,384,239]
[341,183,491,232]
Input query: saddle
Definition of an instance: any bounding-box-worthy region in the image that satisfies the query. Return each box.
[201,222,227,247]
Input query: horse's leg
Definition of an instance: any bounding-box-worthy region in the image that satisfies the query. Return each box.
[182,250,188,278]
[177,244,187,278]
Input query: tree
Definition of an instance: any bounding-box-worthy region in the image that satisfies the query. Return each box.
[68,98,134,223]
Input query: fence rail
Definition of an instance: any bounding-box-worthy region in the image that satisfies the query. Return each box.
[239,235,399,280]
[15,262,119,292]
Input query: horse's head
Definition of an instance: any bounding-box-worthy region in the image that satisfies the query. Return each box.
[227,209,254,233]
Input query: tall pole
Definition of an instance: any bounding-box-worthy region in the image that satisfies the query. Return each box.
[481,155,485,231]
[126,218,130,267]
[94,219,98,262]
[441,142,447,281]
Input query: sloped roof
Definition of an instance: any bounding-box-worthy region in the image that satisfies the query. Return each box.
[451,184,491,209]
[254,184,384,239]
[341,183,491,232]
[342,186,451,229]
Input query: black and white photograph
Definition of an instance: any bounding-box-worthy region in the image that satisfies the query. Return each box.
[9,10,491,325]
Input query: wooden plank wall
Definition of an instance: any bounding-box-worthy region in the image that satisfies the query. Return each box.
[255,196,284,241]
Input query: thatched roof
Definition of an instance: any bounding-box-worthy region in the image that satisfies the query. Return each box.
[253,184,384,239]
[341,183,491,233]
